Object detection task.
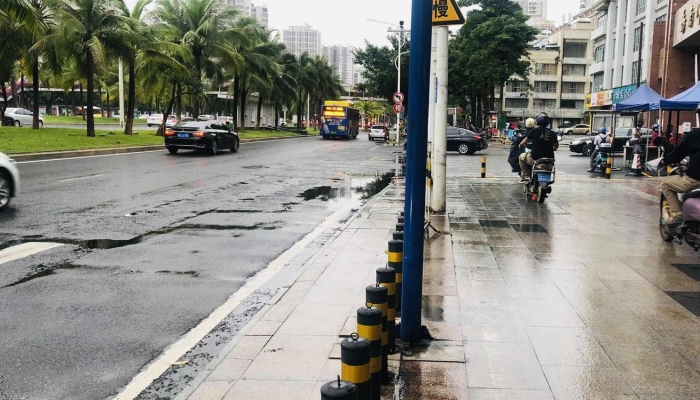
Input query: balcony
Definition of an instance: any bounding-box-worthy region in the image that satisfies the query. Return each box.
[562,57,589,65]
[589,62,604,75]
[531,92,558,99]
[533,74,559,82]
[553,109,585,119]
[592,0,612,11]
[561,92,587,100]
[503,108,584,119]
[591,25,607,41]
[505,92,529,99]
[562,75,589,83]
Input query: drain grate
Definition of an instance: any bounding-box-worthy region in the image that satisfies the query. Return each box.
[670,264,700,282]
[511,224,549,233]
[666,292,700,317]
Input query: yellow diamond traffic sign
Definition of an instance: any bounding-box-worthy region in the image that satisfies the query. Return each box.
[432,0,465,26]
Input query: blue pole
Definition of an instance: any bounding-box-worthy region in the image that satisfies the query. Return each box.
[400,0,431,343]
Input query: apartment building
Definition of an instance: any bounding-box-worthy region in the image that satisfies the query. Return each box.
[498,19,595,128]
[322,45,355,87]
[251,4,268,28]
[224,0,268,28]
[283,25,322,58]
[513,0,549,25]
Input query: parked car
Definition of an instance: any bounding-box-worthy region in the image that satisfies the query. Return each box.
[4,108,44,127]
[0,152,19,212]
[560,124,590,135]
[447,127,489,155]
[147,114,163,127]
[165,115,178,128]
[218,116,234,125]
[164,120,239,155]
[368,125,387,141]
[569,137,595,156]
[198,114,215,121]
[569,127,652,155]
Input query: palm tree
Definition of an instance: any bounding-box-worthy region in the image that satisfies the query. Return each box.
[154,0,247,118]
[37,0,135,136]
[23,0,52,129]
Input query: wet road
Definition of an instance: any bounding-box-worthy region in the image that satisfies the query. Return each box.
[0,136,401,399]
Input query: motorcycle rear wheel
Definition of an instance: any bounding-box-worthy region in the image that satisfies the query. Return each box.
[659,195,675,242]
[537,186,546,203]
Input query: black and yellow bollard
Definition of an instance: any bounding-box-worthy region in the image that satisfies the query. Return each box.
[398,216,404,224]
[392,231,403,241]
[321,376,358,400]
[605,156,613,179]
[340,333,370,400]
[387,240,403,311]
[357,307,382,400]
[481,157,486,178]
[376,267,396,357]
[396,223,404,232]
[667,165,673,175]
[426,156,433,189]
[365,285,388,383]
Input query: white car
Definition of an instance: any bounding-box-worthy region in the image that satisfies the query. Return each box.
[0,152,19,211]
[198,114,215,121]
[165,115,178,128]
[4,108,44,127]
[147,114,163,127]
[368,125,387,141]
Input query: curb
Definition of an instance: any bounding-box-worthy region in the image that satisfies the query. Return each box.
[9,135,312,162]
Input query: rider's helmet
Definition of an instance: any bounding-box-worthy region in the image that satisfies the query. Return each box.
[598,127,607,135]
[653,123,660,130]
[525,118,535,128]
[534,112,549,127]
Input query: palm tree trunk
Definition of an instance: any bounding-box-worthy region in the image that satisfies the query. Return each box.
[0,82,7,125]
[125,63,136,134]
[297,91,302,130]
[274,99,279,130]
[20,73,25,108]
[232,79,239,131]
[10,75,17,108]
[32,60,40,129]
[256,95,263,130]
[70,86,75,116]
[106,89,110,118]
[193,54,202,118]
[157,83,177,136]
[86,52,96,137]
[176,83,182,120]
[239,84,247,132]
[97,85,104,117]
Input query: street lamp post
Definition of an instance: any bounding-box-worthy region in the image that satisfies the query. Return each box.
[388,23,408,143]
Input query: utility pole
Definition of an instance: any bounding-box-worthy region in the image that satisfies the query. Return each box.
[388,23,407,143]
[118,59,125,127]
[431,26,449,212]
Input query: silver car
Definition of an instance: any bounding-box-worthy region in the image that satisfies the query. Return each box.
[4,108,44,127]
[368,125,387,141]
[0,152,20,211]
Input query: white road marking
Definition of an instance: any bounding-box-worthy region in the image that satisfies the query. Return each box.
[112,201,350,400]
[0,242,64,265]
[57,174,105,183]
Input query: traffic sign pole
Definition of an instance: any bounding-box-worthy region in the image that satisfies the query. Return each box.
[401,0,432,344]
[431,26,449,213]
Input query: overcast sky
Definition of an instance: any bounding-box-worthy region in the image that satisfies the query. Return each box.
[125,0,582,48]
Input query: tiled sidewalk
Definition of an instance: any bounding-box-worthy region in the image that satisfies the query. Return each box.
[180,184,406,400]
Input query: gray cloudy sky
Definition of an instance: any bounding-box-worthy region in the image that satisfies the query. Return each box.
[125,0,582,48]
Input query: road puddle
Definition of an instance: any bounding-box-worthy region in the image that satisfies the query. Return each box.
[298,172,396,210]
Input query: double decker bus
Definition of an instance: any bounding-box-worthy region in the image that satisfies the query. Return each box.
[320,101,360,140]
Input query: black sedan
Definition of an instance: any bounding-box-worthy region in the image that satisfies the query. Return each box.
[165,121,239,155]
[569,137,595,156]
[569,127,652,155]
[447,127,489,155]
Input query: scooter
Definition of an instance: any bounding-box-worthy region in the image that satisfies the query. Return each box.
[591,142,613,173]
[523,149,556,204]
[660,162,700,249]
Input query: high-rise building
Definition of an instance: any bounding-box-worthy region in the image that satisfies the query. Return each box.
[353,65,366,86]
[283,25,322,58]
[322,45,355,87]
[225,0,267,28]
[513,0,549,25]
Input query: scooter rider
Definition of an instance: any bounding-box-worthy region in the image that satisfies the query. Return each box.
[660,128,700,225]
[518,112,559,183]
[587,127,610,172]
[509,118,535,174]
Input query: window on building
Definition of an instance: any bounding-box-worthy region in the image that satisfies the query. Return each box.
[631,60,643,84]
[624,0,627,21]
[534,81,557,93]
[561,100,585,109]
[633,26,643,52]
[594,44,605,63]
[566,82,585,93]
[505,98,529,108]
[612,39,616,59]
[535,63,557,75]
[597,13,607,28]
[636,0,646,15]
[656,14,667,22]
[562,64,586,76]
[622,34,626,56]
[533,99,557,108]
[593,73,604,92]
[563,41,587,58]
[620,66,624,86]
[508,80,525,92]
[611,68,615,87]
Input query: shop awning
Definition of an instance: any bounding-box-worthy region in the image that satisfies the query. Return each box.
[613,84,664,112]
[659,81,700,110]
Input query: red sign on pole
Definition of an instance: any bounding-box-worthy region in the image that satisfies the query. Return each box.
[393,104,404,114]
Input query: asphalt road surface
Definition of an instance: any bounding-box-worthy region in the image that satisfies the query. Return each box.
[0,136,403,400]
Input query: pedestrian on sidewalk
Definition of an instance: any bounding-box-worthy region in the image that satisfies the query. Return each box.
[629,122,645,176]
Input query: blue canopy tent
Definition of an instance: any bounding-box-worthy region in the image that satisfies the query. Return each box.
[613,84,663,112]
[660,81,700,110]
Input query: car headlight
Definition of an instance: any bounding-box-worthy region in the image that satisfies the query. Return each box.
[571,141,581,145]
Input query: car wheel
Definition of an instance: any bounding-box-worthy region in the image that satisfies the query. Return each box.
[209,140,218,155]
[231,138,239,153]
[566,130,572,135]
[0,171,12,212]
[14,120,20,127]
[167,147,179,154]
[148,124,152,127]
[39,120,44,127]
[467,148,477,155]
[458,143,471,155]
[369,135,372,141]
[582,144,593,156]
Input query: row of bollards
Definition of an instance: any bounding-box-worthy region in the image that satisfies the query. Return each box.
[323,211,405,400]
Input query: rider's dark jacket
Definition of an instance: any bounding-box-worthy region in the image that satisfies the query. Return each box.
[664,129,700,181]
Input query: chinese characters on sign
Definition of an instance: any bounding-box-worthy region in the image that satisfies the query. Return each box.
[431,0,465,26]
[433,0,448,19]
